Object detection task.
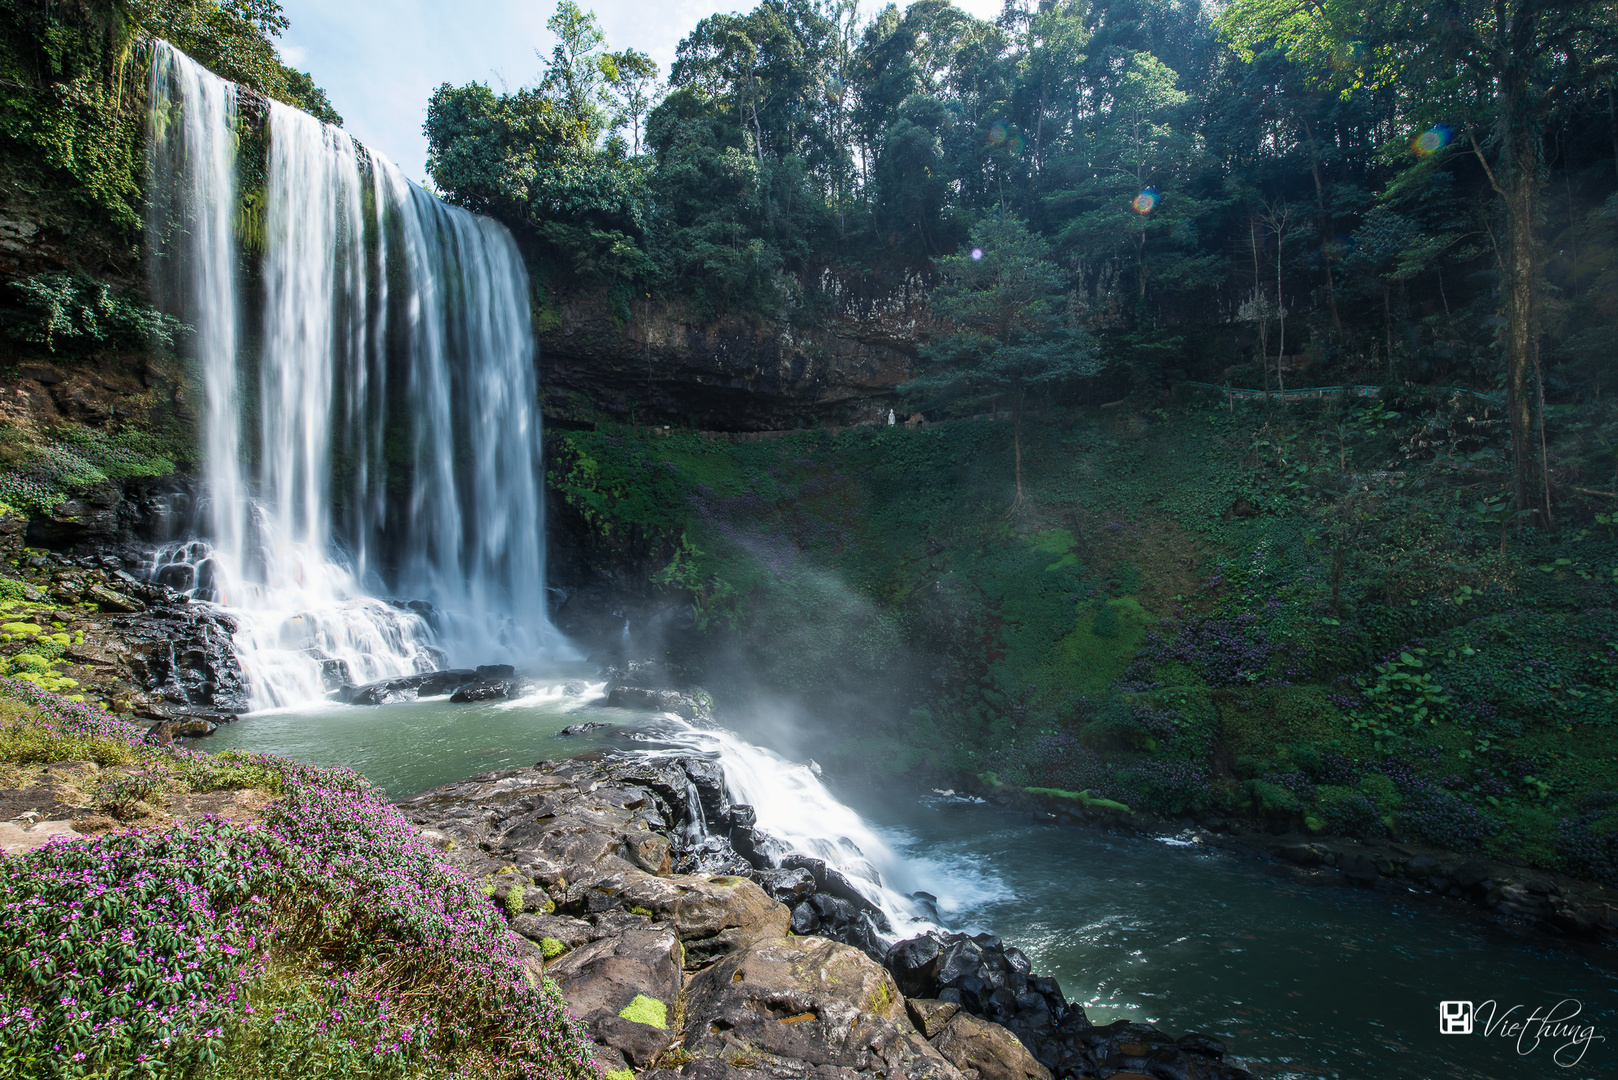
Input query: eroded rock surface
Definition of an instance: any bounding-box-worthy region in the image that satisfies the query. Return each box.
[398,753,1256,1080]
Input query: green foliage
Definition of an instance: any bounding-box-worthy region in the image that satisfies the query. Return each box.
[1353,647,1451,743]
[912,214,1097,417]
[538,1,615,148]
[560,391,1618,879]
[652,534,737,630]
[1247,778,1301,813]
[6,272,185,353]
[538,937,568,960]
[503,881,525,918]
[0,0,339,236]
[1023,786,1131,813]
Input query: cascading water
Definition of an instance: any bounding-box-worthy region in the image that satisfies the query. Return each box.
[144,42,560,709]
[641,717,1003,942]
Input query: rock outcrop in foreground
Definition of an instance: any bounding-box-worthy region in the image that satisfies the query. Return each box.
[397,753,1256,1080]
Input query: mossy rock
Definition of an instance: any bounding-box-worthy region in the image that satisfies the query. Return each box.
[1024,786,1131,813]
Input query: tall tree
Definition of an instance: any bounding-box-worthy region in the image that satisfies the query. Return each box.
[1046,49,1215,322]
[604,48,659,155]
[537,0,614,148]
[911,214,1098,506]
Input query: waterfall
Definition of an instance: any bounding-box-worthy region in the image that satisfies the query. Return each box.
[641,718,1002,941]
[144,42,560,710]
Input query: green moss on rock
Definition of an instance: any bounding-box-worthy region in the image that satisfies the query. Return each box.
[618,993,667,1029]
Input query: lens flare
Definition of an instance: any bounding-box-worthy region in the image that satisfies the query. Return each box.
[971,248,984,261]
[1133,189,1158,214]
[1007,135,1025,155]
[1413,125,1453,156]
[988,122,1008,145]
[824,74,845,104]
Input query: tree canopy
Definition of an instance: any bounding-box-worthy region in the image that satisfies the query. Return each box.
[423,0,1618,513]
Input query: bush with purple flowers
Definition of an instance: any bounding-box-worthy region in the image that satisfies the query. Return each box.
[1397,785,1501,852]
[0,681,597,1080]
[1555,795,1618,887]
[1141,610,1304,688]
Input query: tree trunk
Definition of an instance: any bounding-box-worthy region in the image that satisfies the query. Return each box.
[1136,228,1146,304]
[1304,119,1343,332]
[1609,84,1618,187]
[1502,70,1541,521]
[1011,388,1026,510]
[1276,236,1285,392]
[1383,284,1395,377]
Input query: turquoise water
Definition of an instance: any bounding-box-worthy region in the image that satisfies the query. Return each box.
[206,671,630,794]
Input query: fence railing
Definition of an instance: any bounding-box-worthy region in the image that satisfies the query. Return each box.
[1177,381,1503,405]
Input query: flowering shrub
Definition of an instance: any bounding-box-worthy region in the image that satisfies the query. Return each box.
[0,681,597,1080]
[1556,795,1618,886]
[1140,608,1306,688]
[1396,785,1501,852]
[1319,791,1382,837]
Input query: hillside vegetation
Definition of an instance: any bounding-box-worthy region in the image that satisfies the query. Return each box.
[552,389,1618,884]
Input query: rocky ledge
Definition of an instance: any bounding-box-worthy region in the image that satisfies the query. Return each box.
[397,752,1256,1080]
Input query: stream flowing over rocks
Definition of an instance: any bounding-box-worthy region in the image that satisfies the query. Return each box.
[397,749,1256,1080]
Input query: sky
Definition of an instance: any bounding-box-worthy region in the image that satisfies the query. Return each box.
[277,0,1004,182]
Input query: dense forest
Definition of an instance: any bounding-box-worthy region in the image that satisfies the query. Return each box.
[428,0,1618,519]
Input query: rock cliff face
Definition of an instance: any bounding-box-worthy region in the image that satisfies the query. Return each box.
[538,282,927,431]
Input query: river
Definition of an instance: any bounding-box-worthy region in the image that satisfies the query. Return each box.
[209,688,1616,1080]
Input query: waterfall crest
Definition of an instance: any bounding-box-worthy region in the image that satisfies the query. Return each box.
[145,42,560,710]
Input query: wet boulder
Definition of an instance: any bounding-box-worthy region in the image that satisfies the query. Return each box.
[683,935,960,1080]
[143,717,218,743]
[573,869,788,965]
[756,865,817,905]
[510,912,593,951]
[606,684,713,720]
[907,998,962,1039]
[450,678,514,702]
[931,1010,1052,1080]
[1050,1019,1244,1080]
[86,583,145,614]
[546,923,683,1068]
[337,668,477,704]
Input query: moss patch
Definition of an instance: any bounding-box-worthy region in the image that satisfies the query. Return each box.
[619,994,668,1029]
[1041,597,1153,697]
